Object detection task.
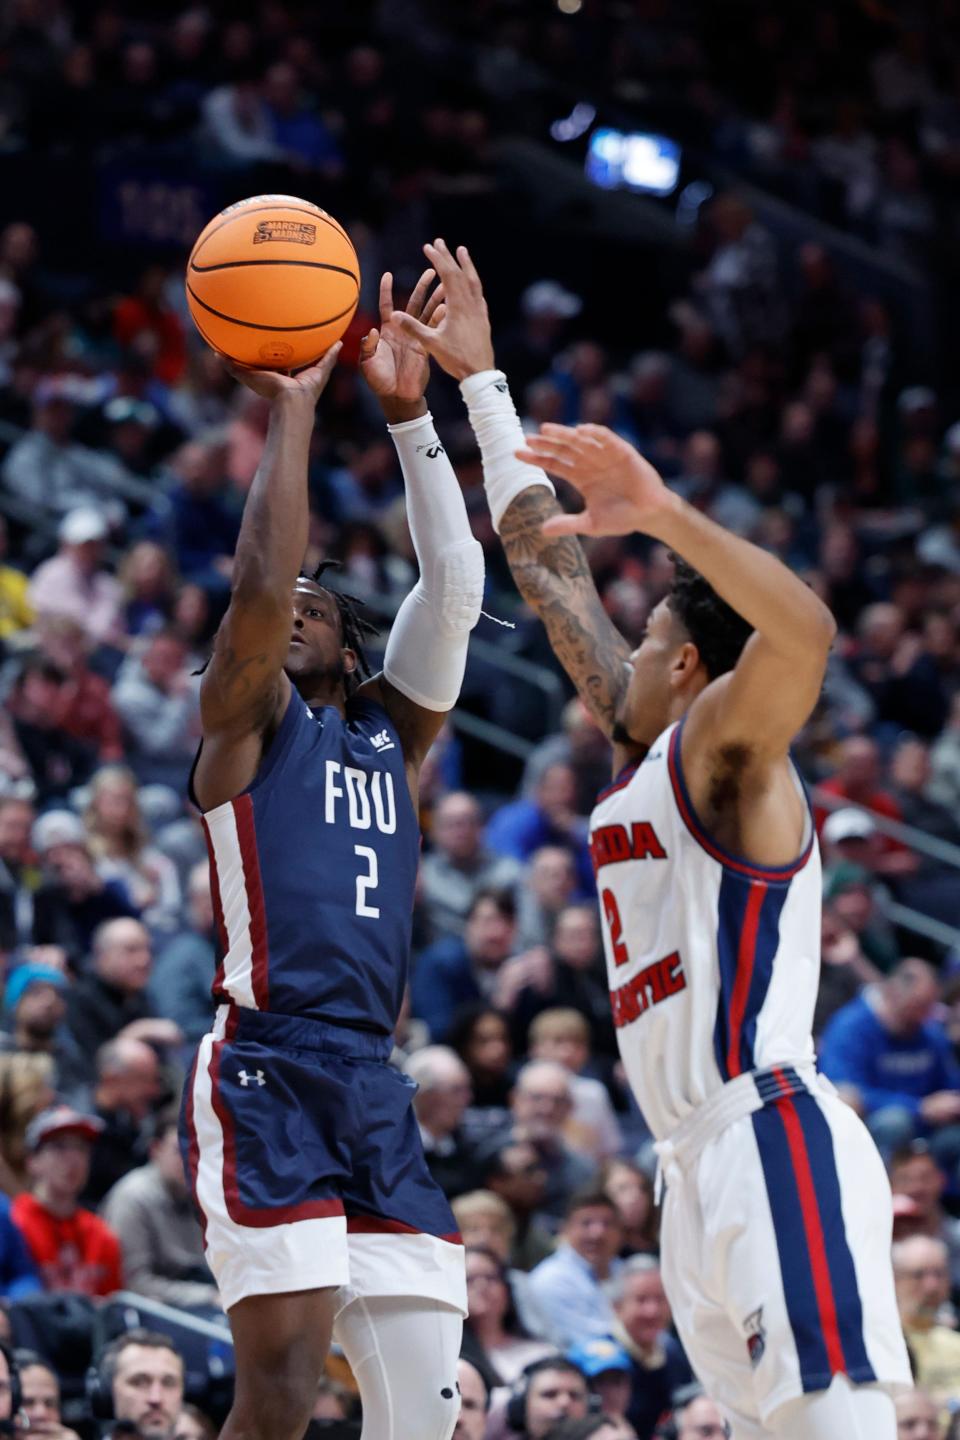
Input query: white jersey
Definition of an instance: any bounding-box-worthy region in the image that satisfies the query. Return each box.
[590,716,819,1140]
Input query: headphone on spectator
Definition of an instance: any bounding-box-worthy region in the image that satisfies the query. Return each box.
[0,1344,23,1432]
[505,1359,601,1434]
[84,1350,115,1423]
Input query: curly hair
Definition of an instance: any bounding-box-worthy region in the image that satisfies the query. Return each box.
[666,556,753,680]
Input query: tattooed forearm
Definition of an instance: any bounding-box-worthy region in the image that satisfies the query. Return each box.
[499,489,631,735]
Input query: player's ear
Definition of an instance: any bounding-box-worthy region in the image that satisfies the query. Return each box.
[343,646,358,676]
[669,640,700,688]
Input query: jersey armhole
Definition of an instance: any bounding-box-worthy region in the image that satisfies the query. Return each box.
[667,717,815,882]
[187,687,304,814]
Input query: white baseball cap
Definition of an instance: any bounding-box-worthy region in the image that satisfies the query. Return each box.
[58,508,109,545]
[823,808,876,845]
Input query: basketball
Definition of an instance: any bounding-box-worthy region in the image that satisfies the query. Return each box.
[185,194,360,370]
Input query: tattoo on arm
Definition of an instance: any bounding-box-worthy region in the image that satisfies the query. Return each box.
[499,489,631,734]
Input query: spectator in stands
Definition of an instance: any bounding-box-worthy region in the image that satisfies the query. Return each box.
[37,616,124,762]
[821,859,898,973]
[150,439,238,594]
[101,1330,185,1440]
[0,1346,14,1427]
[84,1036,163,1205]
[486,764,593,895]
[895,1388,940,1440]
[606,1256,692,1440]
[528,1010,621,1162]
[889,1143,960,1288]
[27,508,124,645]
[261,61,343,176]
[512,905,615,1061]
[146,861,216,1044]
[450,1006,515,1138]
[516,848,578,951]
[420,792,520,942]
[672,1393,727,1440]
[113,267,186,387]
[11,1104,122,1296]
[2,383,128,522]
[31,809,140,958]
[0,796,74,957]
[506,1358,590,1440]
[565,1340,633,1427]
[893,1236,960,1419]
[404,1045,478,1198]
[462,1245,556,1384]
[0,1053,55,1196]
[454,1359,488,1440]
[819,958,960,1174]
[930,694,960,814]
[83,768,182,933]
[0,515,32,639]
[815,734,905,835]
[453,1191,518,1262]
[65,917,156,1059]
[522,700,611,822]
[527,1187,623,1348]
[173,1404,218,1440]
[505,1062,597,1224]
[0,1195,40,1297]
[815,896,884,1035]
[17,1351,81,1440]
[118,541,176,637]
[0,963,85,1095]
[6,658,97,804]
[413,888,520,1043]
[600,1163,658,1259]
[102,1110,217,1309]
[112,628,200,787]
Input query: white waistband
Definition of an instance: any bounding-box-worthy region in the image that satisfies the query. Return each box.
[653,1061,821,1198]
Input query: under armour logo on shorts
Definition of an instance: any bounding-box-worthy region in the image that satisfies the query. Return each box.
[238,1070,266,1087]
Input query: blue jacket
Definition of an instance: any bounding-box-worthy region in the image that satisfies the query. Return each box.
[0,1193,41,1299]
[484,800,594,895]
[819,991,960,1118]
[410,938,481,1043]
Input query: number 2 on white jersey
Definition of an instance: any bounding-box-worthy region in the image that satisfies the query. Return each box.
[354,844,380,918]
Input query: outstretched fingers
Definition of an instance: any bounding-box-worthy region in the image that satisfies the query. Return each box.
[378,272,394,325]
[420,282,445,327]
[406,266,437,321]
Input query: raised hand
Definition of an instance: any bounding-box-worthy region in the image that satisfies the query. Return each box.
[392,238,495,381]
[224,342,342,404]
[359,268,445,405]
[516,423,680,538]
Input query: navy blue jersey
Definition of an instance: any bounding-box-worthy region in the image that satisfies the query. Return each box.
[196,690,418,1034]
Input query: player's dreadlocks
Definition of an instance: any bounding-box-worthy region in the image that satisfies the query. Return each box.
[302,559,378,694]
[667,555,754,681]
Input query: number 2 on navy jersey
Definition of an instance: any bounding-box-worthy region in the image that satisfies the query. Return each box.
[602,888,629,967]
[354,844,380,918]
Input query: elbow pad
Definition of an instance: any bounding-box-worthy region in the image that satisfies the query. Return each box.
[383,537,484,711]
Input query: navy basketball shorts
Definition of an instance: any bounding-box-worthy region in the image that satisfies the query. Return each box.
[179,1005,467,1315]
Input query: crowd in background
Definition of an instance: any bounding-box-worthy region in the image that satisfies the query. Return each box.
[1,2,960,1439]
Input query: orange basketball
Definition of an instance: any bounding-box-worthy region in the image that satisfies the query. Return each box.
[185,194,360,370]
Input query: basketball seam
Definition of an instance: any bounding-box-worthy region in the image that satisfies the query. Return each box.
[190,203,351,261]
[185,281,358,332]
[190,259,359,280]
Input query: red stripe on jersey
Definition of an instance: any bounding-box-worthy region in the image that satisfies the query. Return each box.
[347,1213,462,1244]
[726,881,767,1078]
[233,795,270,1011]
[201,816,228,997]
[208,1040,344,1228]
[775,1094,847,1376]
[182,1057,207,1242]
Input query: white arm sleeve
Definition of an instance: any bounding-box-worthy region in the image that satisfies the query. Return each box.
[460,369,555,532]
[382,412,484,712]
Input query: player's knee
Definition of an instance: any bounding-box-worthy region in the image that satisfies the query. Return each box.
[392,1381,459,1440]
[231,1358,319,1440]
